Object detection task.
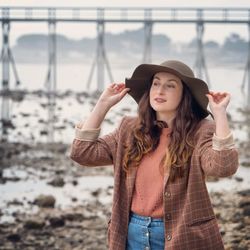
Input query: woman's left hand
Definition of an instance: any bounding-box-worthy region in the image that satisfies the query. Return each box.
[206,91,230,115]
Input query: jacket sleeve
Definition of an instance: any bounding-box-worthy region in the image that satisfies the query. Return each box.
[197,120,239,178]
[69,116,126,167]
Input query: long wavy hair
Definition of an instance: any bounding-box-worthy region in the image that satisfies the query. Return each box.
[123,80,207,182]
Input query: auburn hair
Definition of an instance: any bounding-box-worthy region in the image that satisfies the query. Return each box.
[122,80,206,182]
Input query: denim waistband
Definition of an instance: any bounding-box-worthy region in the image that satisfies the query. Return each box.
[129,212,164,227]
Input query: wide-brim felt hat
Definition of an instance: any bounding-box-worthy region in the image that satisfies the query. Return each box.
[125,60,209,118]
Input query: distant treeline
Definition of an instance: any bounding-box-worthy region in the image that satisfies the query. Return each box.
[12,27,248,65]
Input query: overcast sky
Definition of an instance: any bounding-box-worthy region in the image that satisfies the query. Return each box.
[1,0,250,8]
[0,0,250,46]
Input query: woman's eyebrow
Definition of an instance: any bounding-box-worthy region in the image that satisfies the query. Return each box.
[153,76,178,82]
[168,79,178,82]
[153,76,161,81]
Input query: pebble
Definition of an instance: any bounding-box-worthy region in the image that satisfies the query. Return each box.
[34,195,56,208]
[239,197,250,208]
[7,233,21,242]
[49,216,65,228]
[235,176,243,182]
[24,219,45,229]
[242,206,250,216]
[238,189,250,196]
[47,177,65,187]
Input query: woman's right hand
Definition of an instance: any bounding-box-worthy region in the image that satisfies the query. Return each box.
[98,83,130,109]
[78,83,130,130]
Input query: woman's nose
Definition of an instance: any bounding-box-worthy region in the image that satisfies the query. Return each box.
[156,85,165,94]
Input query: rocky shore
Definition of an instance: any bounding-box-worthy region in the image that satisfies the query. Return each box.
[0,142,113,250]
[0,90,250,249]
[0,141,249,250]
[0,198,111,250]
[1,188,249,250]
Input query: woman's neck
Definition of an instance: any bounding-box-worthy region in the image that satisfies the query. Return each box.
[156,115,175,128]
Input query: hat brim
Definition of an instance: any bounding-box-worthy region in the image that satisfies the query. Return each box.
[125,64,209,118]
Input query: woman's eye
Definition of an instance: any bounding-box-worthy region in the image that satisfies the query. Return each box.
[167,84,175,88]
[153,82,159,86]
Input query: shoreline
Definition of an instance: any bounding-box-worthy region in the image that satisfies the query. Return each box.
[0,142,250,249]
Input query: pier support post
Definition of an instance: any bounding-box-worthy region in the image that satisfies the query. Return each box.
[242,22,250,109]
[143,9,153,63]
[44,20,57,143]
[194,20,210,86]
[143,21,153,63]
[0,19,20,141]
[87,9,113,91]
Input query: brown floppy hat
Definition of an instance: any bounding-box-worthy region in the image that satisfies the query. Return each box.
[125,60,210,118]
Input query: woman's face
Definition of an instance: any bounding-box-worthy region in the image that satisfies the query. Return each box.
[149,72,183,122]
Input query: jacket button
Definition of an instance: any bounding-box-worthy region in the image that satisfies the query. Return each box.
[165,191,171,198]
[166,213,171,220]
[166,234,172,241]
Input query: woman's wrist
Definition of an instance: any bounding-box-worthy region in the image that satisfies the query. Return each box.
[78,101,110,130]
[96,99,112,112]
[213,110,231,138]
[212,108,227,120]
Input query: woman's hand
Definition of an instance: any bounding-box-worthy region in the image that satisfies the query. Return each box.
[206,91,230,116]
[206,91,231,137]
[79,83,130,130]
[98,83,130,109]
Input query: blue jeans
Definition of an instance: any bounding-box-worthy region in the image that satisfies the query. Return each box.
[126,212,165,250]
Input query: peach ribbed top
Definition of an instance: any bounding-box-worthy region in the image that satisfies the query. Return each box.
[131,128,171,218]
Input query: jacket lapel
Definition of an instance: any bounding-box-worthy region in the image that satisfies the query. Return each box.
[126,167,138,205]
[163,171,170,190]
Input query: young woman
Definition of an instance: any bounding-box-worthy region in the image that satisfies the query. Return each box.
[70,60,238,250]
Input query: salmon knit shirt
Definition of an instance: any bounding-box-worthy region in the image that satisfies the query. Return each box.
[131,127,171,218]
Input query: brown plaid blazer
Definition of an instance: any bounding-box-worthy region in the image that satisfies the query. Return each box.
[70,116,238,250]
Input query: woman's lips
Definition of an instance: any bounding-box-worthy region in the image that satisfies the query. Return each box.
[154,98,166,103]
